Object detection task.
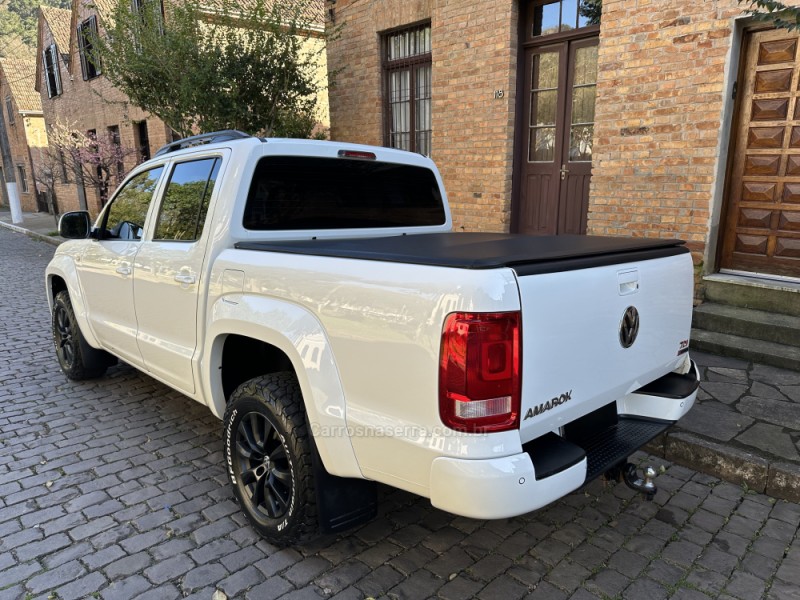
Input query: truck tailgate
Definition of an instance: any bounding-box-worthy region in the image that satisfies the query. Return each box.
[515,251,694,444]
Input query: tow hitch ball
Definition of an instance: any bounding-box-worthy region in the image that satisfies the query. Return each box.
[605,462,657,501]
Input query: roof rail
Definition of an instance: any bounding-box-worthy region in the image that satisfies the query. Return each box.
[154,130,254,157]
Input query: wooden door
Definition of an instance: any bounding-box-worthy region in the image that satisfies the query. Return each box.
[517,37,598,235]
[721,29,800,278]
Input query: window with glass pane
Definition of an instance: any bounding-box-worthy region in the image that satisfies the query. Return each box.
[103,167,164,240]
[569,45,597,161]
[383,24,432,156]
[529,51,559,162]
[530,0,601,39]
[154,158,220,241]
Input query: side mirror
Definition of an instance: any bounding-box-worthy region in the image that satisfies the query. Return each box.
[58,211,92,239]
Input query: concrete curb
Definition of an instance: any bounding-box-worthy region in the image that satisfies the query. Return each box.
[0,220,63,246]
[646,430,800,503]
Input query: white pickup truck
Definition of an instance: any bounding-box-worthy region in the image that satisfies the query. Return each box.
[47,131,699,545]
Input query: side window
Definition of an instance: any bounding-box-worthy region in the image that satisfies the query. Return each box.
[153,158,220,241]
[103,166,164,240]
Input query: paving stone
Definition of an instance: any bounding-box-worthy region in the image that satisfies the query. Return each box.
[762,517,797,543]
[105,551,152,580]
[437,575,485,600]
[388,545,437,576]
[671,588,712,600]
[645,559,684,587]
[781,385,800,403]
[353,563,406,596]
[661,540,703,568]
[528,536,573,568]
[584,568,630,598]
[698,382,749,404]
[426,546,474,579]
[568,542,610,571]
[698,546,739,576]
[189,537,239,565]
[724,515,762,539]
[772,500,800,526]
[710,531,749,560]
[81,545,127,571]
[725,570,768,599]
[101,574,153,600]
[677,403,755,441]
[750,365,800,387]
[687,566,730,595]
[767,579,800,599]
[622,578,668,600]
[246,576,293,599]
[143,554,196,585]
[181,562,229,592]
[739,396,800,431]
[283,556,332,587]
[56,570,108,600]
[26,559,86,594]
[707,367,749,382]
[545,559,591,593]
[737,423,800,460]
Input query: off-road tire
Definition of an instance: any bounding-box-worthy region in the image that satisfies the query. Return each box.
[52,291,114,380]
[223,372,318,545]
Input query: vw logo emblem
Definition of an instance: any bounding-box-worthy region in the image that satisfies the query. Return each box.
[619,306,640,348]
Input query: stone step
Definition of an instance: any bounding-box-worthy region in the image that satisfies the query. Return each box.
[690,328,800,372]
[703,276,800,317]
[693,303,800,348]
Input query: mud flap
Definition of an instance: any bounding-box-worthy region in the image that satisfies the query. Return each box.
[311,438,377,534]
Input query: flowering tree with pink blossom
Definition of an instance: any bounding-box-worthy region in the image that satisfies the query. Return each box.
[46,121,138,205]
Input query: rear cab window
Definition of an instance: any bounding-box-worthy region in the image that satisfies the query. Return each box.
[243,156,446,230]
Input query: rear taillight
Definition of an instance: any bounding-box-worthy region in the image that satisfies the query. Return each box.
[439,312,521,433]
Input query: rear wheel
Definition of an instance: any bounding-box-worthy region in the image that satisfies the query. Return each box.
[52,291,114,380]
[223,372,318,545]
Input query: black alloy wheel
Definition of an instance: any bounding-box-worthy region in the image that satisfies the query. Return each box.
[234,411,293,519]
[53,302,76,369]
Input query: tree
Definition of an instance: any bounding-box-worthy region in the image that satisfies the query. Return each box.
[0,0,70,52]
[92,0,327,138]
[739,0,800,30]
[46,121,138,207]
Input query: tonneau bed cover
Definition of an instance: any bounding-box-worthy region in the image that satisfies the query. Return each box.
[236,233,688,274]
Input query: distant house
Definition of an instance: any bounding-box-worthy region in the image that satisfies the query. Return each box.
[326,0,800,285]
[0,56,47,213]
[35,2,172,216]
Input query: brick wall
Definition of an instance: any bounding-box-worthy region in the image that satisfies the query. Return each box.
[327,0,517,232]
[588,0,755,270]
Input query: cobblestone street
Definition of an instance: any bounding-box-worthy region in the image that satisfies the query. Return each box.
[1,227,800,599]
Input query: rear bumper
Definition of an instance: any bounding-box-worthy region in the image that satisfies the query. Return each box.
[429,361,699,519]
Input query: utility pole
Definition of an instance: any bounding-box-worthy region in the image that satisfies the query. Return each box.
[0,103,22,223]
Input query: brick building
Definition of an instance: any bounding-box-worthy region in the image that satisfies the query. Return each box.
[326,0,800,285]
[35,2,173,216]
[0,56,47,214]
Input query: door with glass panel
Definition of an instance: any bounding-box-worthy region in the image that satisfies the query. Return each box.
[516,0,599,235]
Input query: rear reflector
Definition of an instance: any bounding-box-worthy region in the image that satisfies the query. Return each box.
[439,312,521,433]
[338,150,376,160]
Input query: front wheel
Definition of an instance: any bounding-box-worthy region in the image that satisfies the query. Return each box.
[223,372,318,545]
[52,291,114,380]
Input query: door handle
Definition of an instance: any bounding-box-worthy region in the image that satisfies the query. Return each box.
[115,264,132,276]
[560,164,569,181]
[174,273,196,285]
